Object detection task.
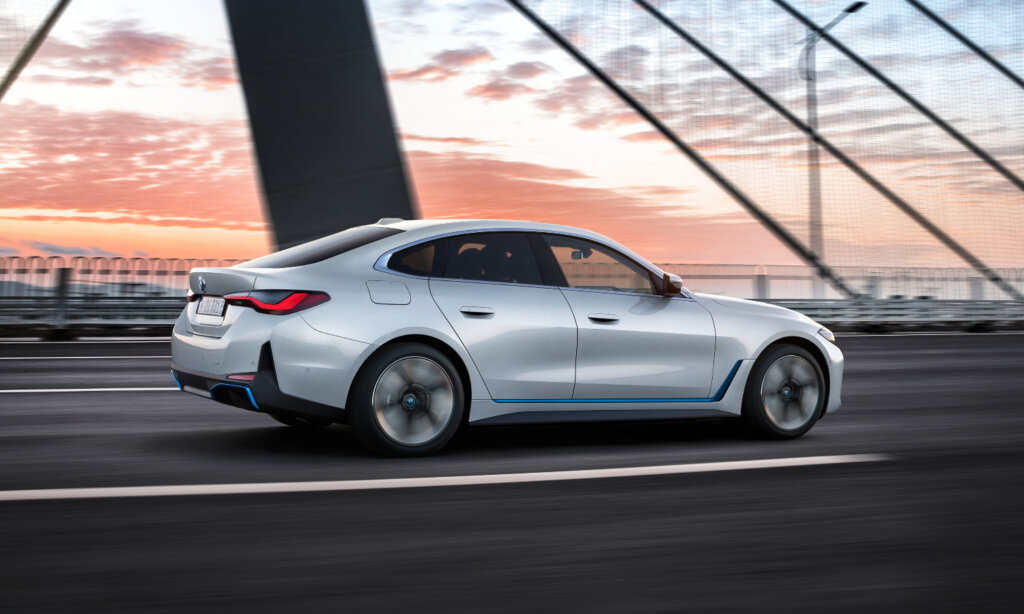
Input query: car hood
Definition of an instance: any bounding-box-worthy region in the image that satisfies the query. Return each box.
[693,292,816,324]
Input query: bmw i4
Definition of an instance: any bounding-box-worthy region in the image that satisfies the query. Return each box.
[171,219,843,455]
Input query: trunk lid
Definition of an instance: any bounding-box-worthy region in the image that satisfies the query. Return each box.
[189,267,258,296]
[187,267,260,338]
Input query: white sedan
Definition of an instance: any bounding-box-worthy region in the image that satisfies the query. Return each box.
[171,219,843,455]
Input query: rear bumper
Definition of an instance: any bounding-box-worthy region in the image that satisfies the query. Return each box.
[172,343,344,422]
[171,308,373,421]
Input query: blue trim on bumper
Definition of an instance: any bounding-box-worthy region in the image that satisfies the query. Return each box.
[209,383,260,411]
[493,360,743,404]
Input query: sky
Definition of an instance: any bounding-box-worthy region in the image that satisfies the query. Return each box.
[0,0,1020,268]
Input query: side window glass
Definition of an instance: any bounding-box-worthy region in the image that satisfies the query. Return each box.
[543,235,654,294]
[442,233,544,285]
[390,241,439,277]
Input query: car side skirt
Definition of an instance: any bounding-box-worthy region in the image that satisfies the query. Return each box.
[467,359,754,424]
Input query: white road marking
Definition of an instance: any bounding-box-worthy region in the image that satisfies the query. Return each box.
[0,339,169,344]
[0,454,891,502]
[838,331,1024,338]
[0,356,170,360]
[0,387,179,394]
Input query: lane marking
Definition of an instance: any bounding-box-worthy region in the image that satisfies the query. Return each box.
[0,387,179,394]
[0,339,169,344]
[0,454,891,502]
[0,356,170,361]
[839,331,1024,338]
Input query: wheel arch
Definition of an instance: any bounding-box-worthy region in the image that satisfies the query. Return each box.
[347,334,474,425]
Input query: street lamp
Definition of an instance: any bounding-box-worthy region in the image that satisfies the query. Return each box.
[799,1,866,298]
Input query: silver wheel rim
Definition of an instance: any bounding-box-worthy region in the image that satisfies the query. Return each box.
[372,356,455,446]
[760,355,820,431]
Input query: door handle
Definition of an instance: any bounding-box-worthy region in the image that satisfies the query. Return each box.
[459,306,495,316]
[588,313,619,323]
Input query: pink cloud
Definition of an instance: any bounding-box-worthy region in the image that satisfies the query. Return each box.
[35,24,187,73]
[389,45,494,82]
[467,77,535,100]
[180,57,237,90]
[0,101,261,227]
[505,61,550,79]
[25,74,114,87]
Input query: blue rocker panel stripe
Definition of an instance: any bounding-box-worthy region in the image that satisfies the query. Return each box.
[493,360,743,404]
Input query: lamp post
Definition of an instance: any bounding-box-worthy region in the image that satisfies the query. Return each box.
[800,1,866,298]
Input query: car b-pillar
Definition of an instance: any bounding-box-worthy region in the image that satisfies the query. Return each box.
[224,0,418,250]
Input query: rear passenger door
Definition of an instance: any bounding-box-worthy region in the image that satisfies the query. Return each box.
[413,232,577,400]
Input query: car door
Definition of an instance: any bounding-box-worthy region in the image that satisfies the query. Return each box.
[536,233,716,400]
[425,232,577,400]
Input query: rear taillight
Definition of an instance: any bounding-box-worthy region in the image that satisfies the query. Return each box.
[187,290,199,302]
[224,291,330,315]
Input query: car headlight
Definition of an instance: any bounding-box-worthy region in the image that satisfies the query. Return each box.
[817,327,836,343]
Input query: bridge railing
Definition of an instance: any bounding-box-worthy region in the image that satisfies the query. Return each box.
[5,257,1022,300]
[0,257,1022,336]
[0,256,247,298]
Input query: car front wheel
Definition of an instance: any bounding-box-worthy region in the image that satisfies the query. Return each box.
[347,343,465,456]
[742,344,825,439]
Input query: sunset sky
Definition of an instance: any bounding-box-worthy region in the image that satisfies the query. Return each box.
[0,0,1020,268]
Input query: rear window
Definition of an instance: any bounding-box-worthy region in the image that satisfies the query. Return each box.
[240,226,403,269]
[389,240,443,277]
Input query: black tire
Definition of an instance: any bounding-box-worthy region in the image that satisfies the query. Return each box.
[269,413,332,430]
[742,344,825,439]
[347,343,465,456]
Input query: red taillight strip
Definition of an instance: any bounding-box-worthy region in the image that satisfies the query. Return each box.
[227,373,256,381]
[224,291,330,315]
[233,292,308,311]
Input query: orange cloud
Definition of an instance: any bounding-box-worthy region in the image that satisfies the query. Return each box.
[0,101,262,226]
[389,45,493,82]
[404,150,795,264]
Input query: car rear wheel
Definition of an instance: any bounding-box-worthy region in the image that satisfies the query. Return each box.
[742,344,824,439]
[348,343,465,456]
[269,413,332,430]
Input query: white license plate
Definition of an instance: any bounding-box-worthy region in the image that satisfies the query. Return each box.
[197,296,226,316]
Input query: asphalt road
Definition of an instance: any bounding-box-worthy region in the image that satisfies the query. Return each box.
[1,334,1022,612]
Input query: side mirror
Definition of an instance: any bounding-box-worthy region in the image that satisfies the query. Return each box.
[662,273,683,296]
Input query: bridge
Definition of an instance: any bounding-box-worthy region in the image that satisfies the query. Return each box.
[0,1,1022,611]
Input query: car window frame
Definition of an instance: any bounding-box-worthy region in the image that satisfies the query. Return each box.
[376,227,689,298]
[534,233,660,296]
[387,238,447,278]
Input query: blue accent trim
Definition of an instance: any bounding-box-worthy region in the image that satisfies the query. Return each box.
[171,370,182,391]
[493,360,742,404]
[209,383,260,411]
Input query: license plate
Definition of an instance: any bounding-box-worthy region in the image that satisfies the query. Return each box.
[197,296,226,316]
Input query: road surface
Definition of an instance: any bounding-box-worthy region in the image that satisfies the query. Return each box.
[0,334,1022,612]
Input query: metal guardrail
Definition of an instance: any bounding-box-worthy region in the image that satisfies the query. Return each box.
[1,258,1022,337]
[770,299,1024,330]
[4,257,1024,300]
[1,295,1021,338]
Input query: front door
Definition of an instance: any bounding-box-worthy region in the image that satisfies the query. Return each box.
[539,234,716,399]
